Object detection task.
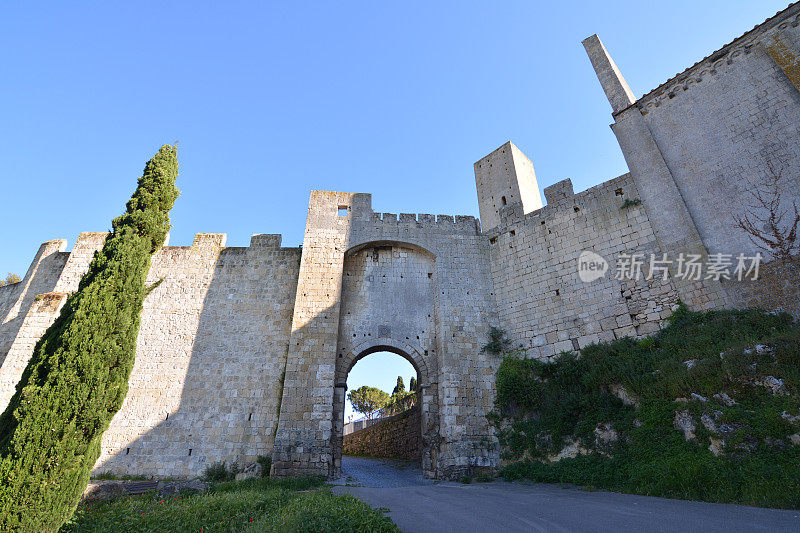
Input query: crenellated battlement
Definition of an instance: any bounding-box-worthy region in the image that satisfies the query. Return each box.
[491,173,636,235]
[368,211,481,233]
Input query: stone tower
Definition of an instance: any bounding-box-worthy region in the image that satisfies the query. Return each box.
[473,141,543,231]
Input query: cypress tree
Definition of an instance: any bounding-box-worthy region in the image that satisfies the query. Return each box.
[392,376,405,396]
[0,145,179,531]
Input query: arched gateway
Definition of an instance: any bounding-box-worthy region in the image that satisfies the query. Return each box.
[332,242,440,477]
[271,191,501,479]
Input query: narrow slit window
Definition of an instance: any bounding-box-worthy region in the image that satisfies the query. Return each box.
[501,196,507,206]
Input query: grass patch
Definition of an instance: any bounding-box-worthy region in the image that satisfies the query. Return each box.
[491,305,800,509]
[63,477,398,532]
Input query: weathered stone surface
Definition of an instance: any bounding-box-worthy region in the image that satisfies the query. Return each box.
[82,482,126,502]
[234,462,263,481]
[674,411,696,441]
[343,406,421,461]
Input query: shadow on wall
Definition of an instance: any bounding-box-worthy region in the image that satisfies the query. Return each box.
[93,236,301,479]
[0,241,69,412]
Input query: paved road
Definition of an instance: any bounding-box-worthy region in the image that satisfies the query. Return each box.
[332,457,800,533]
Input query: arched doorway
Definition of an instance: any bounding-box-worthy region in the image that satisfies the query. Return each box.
[332,340,439,478]
[332,242,440,478]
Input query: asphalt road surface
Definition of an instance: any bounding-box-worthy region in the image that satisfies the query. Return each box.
[332,456,800,533]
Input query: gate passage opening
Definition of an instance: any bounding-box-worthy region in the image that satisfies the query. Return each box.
[343,352,420,456]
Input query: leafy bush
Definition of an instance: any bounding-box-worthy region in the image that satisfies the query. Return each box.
[63,477,398,532]
[0,145,179,531]
[481,327,511,355]
[257,455,272,477]
[491,305,800,508]
[203,461,240,482]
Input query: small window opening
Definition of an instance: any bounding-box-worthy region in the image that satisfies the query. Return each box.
[248,413,253,421]
[338,206,349,216]
[615,188,624,196]
[573,206,580,212]
[541,220,545,225]
[188,449,193,456]
[126,448,130,455]
[427,272,433,278]
[510,230,515,236]
[555,289,560,296]
[501,196,507,206]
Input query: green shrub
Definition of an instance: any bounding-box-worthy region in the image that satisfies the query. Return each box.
[63,477,398,532]
[491,306,800,508]
[257,455,272,477]
[203,461,240,483]
[0,145,179,531]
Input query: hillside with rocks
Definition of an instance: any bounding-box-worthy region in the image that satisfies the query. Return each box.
[490,304,800,508]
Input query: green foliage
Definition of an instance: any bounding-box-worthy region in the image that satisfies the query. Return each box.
[63,477,398,532]
[347,385,390,419]
[481,327,511,355]
[0,273,21,287]
[620,198,642,209]
[383,390,417,416]
[491,306,800,508]
[0,145,179,531]
[203,461,240,482]
[409,376,417,391]
[257,455,272,477]
[392,376,405,396]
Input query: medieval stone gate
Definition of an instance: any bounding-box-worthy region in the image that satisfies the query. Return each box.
[271,191,502,479]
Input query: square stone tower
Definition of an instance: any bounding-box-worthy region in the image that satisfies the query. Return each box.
[474,141,543,231]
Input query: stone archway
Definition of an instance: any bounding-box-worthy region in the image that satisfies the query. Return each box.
[331,242,440,477]
[331,338,439,478]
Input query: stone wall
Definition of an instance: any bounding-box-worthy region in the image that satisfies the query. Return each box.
[0,232,301,480]
[583,4,800,312]
[636,10,800,260]
[0,239,69,412]
[95,233,301,478]
[343,406,421,461]
[486,174,680,359]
